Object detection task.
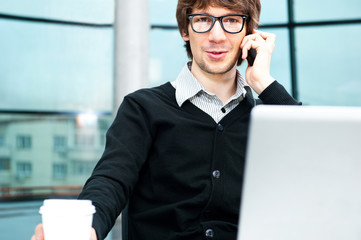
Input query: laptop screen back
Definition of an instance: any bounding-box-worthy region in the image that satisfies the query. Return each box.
[237,105,361,240]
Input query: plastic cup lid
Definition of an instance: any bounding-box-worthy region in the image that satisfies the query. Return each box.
[39,199,96,215]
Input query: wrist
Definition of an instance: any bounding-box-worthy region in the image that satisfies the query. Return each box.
[252,76,275,95]
[90,228,98,240]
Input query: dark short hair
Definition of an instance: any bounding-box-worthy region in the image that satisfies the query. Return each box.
[176,0,261,65]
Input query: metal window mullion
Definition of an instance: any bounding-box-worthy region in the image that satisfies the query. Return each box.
[288,0,299,100]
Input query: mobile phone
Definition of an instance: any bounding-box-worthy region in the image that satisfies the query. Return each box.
[247,48,257,66]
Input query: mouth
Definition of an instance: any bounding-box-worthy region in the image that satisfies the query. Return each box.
[206,51,228,60]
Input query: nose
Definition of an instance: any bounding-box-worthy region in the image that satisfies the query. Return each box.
[208,20,227,42]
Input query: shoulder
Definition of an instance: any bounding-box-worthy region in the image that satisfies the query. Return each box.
[123,82,177,108]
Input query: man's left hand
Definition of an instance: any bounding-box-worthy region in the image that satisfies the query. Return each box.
[240,29,276,95]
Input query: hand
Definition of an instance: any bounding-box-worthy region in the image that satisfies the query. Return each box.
[31,223,98,240]
[240,29,276,95]
[31,224,43,240]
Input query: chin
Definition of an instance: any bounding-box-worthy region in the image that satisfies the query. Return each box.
[209,61,237,74]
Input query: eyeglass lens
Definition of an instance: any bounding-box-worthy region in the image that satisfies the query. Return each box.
[191,15,245,33]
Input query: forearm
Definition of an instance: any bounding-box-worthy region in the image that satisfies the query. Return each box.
[78,95,153,239]
[79,175,126,240]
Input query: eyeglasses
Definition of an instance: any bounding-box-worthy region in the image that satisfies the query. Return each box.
[187,14,248,34]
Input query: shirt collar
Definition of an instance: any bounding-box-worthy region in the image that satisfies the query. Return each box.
[172,62,249,107]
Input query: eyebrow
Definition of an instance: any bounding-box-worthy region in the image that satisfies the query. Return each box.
[192,10,243,16]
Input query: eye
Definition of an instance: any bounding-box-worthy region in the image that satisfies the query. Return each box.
[194,16,212,23]
[223,17,241,24]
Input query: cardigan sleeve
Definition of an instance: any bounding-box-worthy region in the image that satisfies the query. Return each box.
[78,94,153,240]
[258,80,301,105]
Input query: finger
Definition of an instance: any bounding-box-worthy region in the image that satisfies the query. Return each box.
[34,224,44,240]
[247,31,276,56]
[243,32,265,46]
[241,40,253,59]
[242,40,262,59]
[241,32,260,47]
[242,46,248,59]
[254,33,265,44]
[265,33,276,51]
[254,29,270,39]
[242,33,258,43]
[240,36,250,49]
[254,30,276,49]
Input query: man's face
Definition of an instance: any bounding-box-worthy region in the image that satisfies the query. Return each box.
[182,6,247,76]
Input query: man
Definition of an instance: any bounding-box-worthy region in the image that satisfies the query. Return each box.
[32,0,300,239]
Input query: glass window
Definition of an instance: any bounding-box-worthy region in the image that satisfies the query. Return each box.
[53,163,67,179]
[0,0,114,24]
[296,24,361,106]
[0,0,115,238]
[149,0,177,25]
[54,136,67,151]
[0,158,10,171]
[260,0,288,24]
[294,0,361,22]
[100,132,106,146]
[149,29,188,86]
[0,19,114,112]
[0,135,4,147]
[16,162,32,179]
[75,134,95,147]
[16,135,32,149]
[72,160,97,176]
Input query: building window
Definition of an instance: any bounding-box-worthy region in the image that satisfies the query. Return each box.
[16,135,32,149]
[75,134,95,147]
[100,132,106,146]
[16,162,32,179]
[0,158,10,171]
[72,160,96,175]
[54,136,67,151]
[53,163,67,179]
[0,135,4,147]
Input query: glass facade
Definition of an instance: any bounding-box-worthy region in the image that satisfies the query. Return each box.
[296,24,361,105]
[0,19,114,112]
[0,0,361,239]
[149,29,187,87]
[294,0,361,22]
[0,0,114,23]
[0,1,114,238]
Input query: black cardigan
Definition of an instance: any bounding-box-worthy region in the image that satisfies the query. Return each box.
[78,81,300,240]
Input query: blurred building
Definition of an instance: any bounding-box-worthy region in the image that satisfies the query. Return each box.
[0,114,109,190]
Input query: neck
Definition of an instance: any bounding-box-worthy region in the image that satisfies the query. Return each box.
[190,63,238,104]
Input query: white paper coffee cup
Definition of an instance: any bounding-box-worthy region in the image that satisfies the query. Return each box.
[39,199,96,240]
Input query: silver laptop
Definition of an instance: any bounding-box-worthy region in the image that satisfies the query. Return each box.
[237,105,361,240]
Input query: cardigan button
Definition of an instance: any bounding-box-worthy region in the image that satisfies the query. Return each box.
[205,229,214,238]
[217,124,224,131]
[212,170,221,179]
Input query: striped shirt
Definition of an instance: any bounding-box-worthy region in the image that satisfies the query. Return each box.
[171,62,251,123]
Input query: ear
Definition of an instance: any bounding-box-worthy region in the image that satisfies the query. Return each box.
[181,29,189,41]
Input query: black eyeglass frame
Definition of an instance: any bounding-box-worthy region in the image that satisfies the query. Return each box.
[187,14,248,34]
